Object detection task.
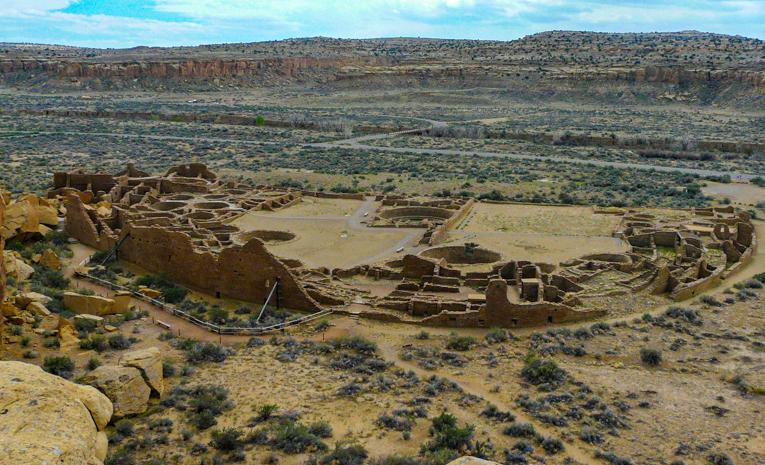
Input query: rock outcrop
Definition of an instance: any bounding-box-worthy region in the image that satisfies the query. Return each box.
[120,347,165,396]
[84,365,152,419]
[63,291,129,316]
[1,195,58,242]
[0,361,113,465]
[446,457,501,465]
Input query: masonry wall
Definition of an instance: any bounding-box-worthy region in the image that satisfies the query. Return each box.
[118,226,322,312]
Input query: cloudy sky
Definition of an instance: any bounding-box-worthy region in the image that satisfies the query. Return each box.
[1,0,763,48]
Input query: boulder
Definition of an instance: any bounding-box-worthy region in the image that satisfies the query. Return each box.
[120,347,164,395]
[38,248,61,269]
[74,313,104,327]
[26,301,51,316]
[84,365,151,419]
[138,287,162,299]
[17,194,59,226]
[111,291,133,313]
[4,251,35,281]
[2,199,39,241]
[0,361,112,465]
[446,458,501,465]
[58,316,81,351]
[14,291,52,309]
[1,300,18,318]
[63,292,122,316]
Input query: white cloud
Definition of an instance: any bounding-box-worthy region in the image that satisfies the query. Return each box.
[0,0,73,15]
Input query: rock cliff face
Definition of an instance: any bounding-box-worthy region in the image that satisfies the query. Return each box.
[0,361,113,465]
[1,32,763,93]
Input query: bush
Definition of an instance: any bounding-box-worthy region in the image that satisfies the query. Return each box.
[208,307,229,325]
[423,412,474,453]
[331,335,377,353]
[485,327,509,344]
[80,334,108,352]
[521,353,566,385]
[415,330,430,340]
[318,443,368,465]
[190,411,218,430]
[579,427,604,444]
[594,450,635,465]
[185,342,229,364]
[316,318,331,331]
[247,336,266,348]
[107,334,131,350]
[502,423,536,438]
[210,428,244,451]
[87,358,102,371]
[42,355,75,379]
[541,437,564,454]
[640,348,662,366]
[256,403,278,422]
[700,295,722,307]
[162,361,176,378]
[309,421,333,438]
[114,420,134,437]
[271,421,328,454]
[162,286,188,304]
[708,453,735,465]
[445,333,477,351]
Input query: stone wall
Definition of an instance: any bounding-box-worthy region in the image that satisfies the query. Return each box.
[429,198,475,245]
[119,226,322,312]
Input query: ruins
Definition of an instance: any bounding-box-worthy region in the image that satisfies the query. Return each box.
[51,164,756,330]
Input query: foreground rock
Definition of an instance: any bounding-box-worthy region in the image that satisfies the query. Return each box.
[84,365,151,418]
[0,361,113,465]
[121,347,164,395]
[447,458,501,465]
[63,291,127,316]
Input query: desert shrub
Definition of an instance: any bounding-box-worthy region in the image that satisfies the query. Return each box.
[315,318,331,331]
[521,352,566,385]
[210,428,244,451]
[485,327,510,344]
[114,420,134,437]
[42,355,75,379]
[185,342,229,364]
[208,306,229,325]
[378,412,414,431]
[162,286,188,304]
[707,453,735,465]
[415,330,430,340]
[594,450,635,465]
[79,334,108,352]
[162,361,176,377]
[104,448,135,465]
[256,403,279,422]
[368,454,422,465]
[108,334,132,350]
[190,411,217,430]
[30,267,69,290]
[422,412,474,454]
[480,403,515,422]
[23,350,39,359]
[247,336,266,348]
[541,437,564,454]
[502,423,536,439]
[245,428,270,445]
[74,318,97,333]
[579,427,604,444]
[331,335,377,354]
[640,348,662,366]
[87,358,102,371]
[317,443,368,465]
[309,421,333,438]
[700,295,722,307]
[271,421,328,454]
[445,333,477,351]
[664,306,702,325]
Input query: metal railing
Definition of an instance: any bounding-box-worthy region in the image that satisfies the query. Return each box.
[75,257,334,336]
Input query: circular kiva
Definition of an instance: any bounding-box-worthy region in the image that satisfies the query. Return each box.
[151,201,188,212]
[193,201,230,210]
[234,229,297,245]
[420,245,502,264]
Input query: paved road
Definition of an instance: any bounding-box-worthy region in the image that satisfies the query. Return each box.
[3,127,754,180]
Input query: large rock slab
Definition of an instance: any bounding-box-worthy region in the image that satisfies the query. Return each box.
[63,292,120,316]
[0,361,113,465]
[3,251,34,281]
[120,347,164,395]
[84,365,151,418]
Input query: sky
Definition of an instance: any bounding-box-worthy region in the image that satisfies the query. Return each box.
[0,0,763,48]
